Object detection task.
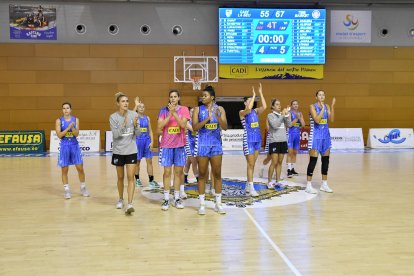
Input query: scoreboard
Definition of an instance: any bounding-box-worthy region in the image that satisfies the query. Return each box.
[219,8,326,65]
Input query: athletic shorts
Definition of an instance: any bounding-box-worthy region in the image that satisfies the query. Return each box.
[136,138,152,160]
[243,141,261,155]
[288,132,301,151]
[269,142,288,154]
[111,153,137,166]
[159,147,186,167]
[309,138,331,155]
[185,140,196,157]
[58,143,83,167]
[195,145,223,158]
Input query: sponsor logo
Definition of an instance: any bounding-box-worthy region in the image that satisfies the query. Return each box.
[373,129,407,144]
[343,14,359,30]
[250,122,259,128]
[205,123,218,130]
[168,127,181,134]
[0,132,43,145]
[140,127,148,132]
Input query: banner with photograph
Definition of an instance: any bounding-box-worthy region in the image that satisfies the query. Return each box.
[219,65,323,80]
[330,10,371,43]
[9,4,57,40]
[50,130,100,153]
[0,130,45,153]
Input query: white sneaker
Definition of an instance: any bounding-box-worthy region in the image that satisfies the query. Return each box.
[305,185,318,194]
[198,204,206,215]
[320,183,333,193]
[116,199,124,209]
[250,188,259,197]
[64,189,71,199]
[125,203,135,215]
[211,188,216,196]
[214,203,226,215]
[180,191,188,199]
[80,186,90,197]
[161,199,169,211]
[267,181,275,189]
[173,198,184,209]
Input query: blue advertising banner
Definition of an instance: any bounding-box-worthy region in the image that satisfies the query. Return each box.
[0,130,45,153]
[9,4,57,40]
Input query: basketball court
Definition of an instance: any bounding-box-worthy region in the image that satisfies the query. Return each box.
[1,149,413,275]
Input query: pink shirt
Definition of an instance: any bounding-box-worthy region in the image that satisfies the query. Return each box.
[158,105,190,148]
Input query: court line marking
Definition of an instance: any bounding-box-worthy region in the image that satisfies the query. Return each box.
[243,208,302,276]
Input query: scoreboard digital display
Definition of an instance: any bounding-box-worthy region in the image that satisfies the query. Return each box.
[219,8,326,64]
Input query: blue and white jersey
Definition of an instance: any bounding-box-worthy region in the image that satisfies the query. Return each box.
[60,116,78,146]
[196,104,222,147]
[187,120,196,144]
[309,103,330,140]
[136,115,150,141]
[241,109,262,143]
[288,110,301,136]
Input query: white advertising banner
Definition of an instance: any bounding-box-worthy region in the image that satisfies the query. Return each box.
[330,128,364,149]
[367,128,414,149]
[105,131,113,151]
[50,130,100,153]
[221,129,244,151]
[330,10,372,43]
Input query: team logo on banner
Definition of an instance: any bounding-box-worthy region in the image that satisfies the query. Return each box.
[330,10,371,43]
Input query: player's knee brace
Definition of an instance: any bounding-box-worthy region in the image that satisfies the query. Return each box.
[321,155,330,175]
[307,156,318,176]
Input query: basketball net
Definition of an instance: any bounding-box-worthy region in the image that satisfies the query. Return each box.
[191,76,202,90]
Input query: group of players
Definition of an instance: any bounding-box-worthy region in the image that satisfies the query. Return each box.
[56,84,335,215]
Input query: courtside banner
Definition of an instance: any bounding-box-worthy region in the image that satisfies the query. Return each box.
[0,130,45,153]
[330,10,372,43]
[219,64,323,79]
[50,130,100,153]
[105,131,113,151]
[367,128,414,149]
[330,128,364,149]
[300,127,310,150]
[222,129,244,150]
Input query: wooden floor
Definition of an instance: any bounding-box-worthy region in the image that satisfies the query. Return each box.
[1,151,413,275]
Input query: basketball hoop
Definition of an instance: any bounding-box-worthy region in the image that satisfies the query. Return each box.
[191,76,202,90]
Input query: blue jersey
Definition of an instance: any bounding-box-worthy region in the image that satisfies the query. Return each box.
[241,109,262,143]
[288,111,302,136]
[60,116,78,146]
[196,104,222,147]
[136,115,150,141]
[187,120,196,144]
[310,103,330,139]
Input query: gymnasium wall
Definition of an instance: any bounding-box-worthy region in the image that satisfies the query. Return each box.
[1,43,414,149]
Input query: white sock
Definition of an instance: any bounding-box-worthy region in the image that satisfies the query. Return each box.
[292,163,295,169]
[215,193,222,204]
[288,163,292,170]
[63,184,70,190]
[307,181,312,188]
[322,180,328,186]
[199,194,205,205]
[180,184,185,193]
[174,190,180,200]
[164,190,169,201]
[80,183,86,188]
[248,182,255,191]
